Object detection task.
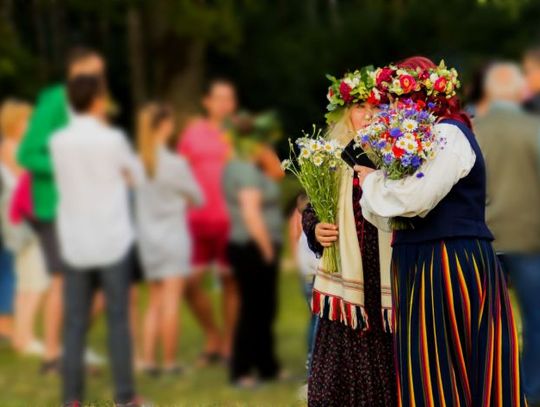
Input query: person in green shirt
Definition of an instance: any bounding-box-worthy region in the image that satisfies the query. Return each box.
[17,47,105,374]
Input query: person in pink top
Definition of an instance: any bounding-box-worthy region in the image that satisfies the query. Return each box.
[177,79,238,364]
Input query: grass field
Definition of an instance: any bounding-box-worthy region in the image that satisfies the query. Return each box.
[0,270,309,407]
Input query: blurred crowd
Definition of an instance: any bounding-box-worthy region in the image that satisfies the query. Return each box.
[0,47,290,407]
[1,44,540,406]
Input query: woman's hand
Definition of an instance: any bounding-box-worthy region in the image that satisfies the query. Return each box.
[315,223,339,247]
[354,165,375,187]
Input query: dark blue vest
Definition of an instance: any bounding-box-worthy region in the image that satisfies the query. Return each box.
[393,119,494,245]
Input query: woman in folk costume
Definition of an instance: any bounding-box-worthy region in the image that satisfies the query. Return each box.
[302,67,396,407]
[356,56,526,407]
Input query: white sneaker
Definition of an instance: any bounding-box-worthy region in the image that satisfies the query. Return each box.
[84,348,106,366]
[21,339,45,356]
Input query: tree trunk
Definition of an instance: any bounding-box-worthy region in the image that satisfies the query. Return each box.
[50,0,67,77]
[127,5,147,109]
[32,0,49,82]
[307,0,318,25]
[328,0,341,28]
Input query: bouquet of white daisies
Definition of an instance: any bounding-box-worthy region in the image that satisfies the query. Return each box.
[282,127,344,274]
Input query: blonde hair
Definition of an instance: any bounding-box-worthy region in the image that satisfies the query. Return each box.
[326,106,356,146]
[0,100,32,140]
[137,103,173,178]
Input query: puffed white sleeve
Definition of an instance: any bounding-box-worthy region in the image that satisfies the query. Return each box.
[360,122,476,220]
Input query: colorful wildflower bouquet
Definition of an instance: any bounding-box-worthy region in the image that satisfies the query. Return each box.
[356,99,441,228]
[282,128,344,274]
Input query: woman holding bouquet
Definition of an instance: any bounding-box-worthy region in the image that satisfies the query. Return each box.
[302,68,396,406]
[356,56,525,406]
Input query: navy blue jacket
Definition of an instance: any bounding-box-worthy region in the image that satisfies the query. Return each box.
[393,119,494,245]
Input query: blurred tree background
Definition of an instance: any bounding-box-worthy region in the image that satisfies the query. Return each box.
[1,0,540,147]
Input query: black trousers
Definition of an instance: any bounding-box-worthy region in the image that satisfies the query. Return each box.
[228,241,281,381]
[62,253,135,404]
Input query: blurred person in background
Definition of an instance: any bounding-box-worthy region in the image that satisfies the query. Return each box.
[0,104,17,345]
[50,75,143,407]
[302,69,396,406]
[222,113,285,388]
[177,78,238,364]
[475,62,540,407]
[136,103,203,376]
[0,100,51,356]
[287,192,318,378]
[464,63,493,119]
[524,45,540,114]
[17,47,106,374]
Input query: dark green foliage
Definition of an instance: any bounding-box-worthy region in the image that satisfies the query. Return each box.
[1,0,539,150]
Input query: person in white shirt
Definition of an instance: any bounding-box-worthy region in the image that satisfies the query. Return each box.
[50,75,143,407]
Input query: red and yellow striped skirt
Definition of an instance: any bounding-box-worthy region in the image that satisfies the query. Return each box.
[392,238,526,407]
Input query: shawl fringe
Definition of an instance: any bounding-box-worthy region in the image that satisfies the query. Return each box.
[312,290,393,333]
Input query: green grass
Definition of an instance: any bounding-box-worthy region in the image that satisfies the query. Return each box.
[0,271,310,407]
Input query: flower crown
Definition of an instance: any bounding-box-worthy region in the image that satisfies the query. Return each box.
[373,60,460,102]
[325,66,378,123]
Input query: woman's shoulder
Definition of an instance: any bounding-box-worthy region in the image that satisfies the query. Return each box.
[158,148,190,171]
[434,120,476,165]
[434,120,472,145]
[227,159,259,174]
[225,159,260,182]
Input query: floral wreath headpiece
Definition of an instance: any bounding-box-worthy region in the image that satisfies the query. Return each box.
[373,60,461,103]
[325,65,379,123]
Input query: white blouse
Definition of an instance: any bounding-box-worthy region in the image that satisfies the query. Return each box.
[360,122,477,231]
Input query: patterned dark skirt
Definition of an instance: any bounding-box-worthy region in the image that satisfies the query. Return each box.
[308,318,396,407]
[392,238,526,407]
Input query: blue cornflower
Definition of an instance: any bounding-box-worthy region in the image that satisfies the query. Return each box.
[411,155,422,168]
[383,154,393,164]
[416,172,425,179]
[389,128,402,138]
[427,102,436,109]
[401,155,412,166]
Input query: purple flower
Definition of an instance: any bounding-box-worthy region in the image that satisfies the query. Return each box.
[417,111,430,121]
[403,109,416,118]
[361,134,370,143]
[411,155,422,168]
[377,140,387,148]
[401,155,412,166]
[416,172,425,179]
[427,102,436,109]
[383,154,393,164]
[389,128,402,138]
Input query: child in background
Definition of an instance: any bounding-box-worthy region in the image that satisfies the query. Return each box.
[288,192,319,374]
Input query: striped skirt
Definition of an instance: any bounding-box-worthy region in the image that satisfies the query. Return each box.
[392,238,525,407]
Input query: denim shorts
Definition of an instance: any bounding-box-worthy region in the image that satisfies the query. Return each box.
[0,247,15,314]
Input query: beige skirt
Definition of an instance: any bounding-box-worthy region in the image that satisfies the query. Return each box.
[15,238,49,293]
